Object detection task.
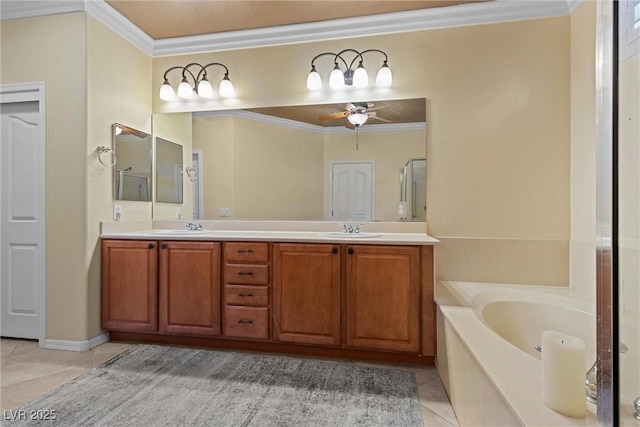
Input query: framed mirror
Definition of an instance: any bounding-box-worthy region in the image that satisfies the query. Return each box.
[112,123,152,202]
[155,137,184,204]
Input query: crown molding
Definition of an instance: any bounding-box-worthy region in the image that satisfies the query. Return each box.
[193,109,425,134]
[153,0,575,56]
[2,0,580,58]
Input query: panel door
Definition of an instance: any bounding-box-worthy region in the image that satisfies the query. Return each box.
[1,101,43,339]
[273,243,340,346]
[346,245,420,353]
[331,162,373,221]
[159,241,221,336]
[101,240,158,332]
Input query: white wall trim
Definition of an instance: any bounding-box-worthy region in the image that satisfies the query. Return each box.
[2,0,577,58]
[43,331,110,352]
[0,82,46,348]
[193,109,426,134]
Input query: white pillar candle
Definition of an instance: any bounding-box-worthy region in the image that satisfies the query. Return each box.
[541,330,587,418]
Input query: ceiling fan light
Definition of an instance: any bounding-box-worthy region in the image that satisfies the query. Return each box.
[376,62,392,87]
[306,66,322,91]
[177,78,194,99]
[329,64,345,89]
[159,80,175,101]
[347,112,368,127]
[352,63,368,88]
[197,77,214,98]
[219,75,235,98]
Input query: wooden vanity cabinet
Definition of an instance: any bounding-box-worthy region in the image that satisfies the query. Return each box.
[222,242,270,340]
[159,241,221,336]
[346,245,420,353]
[101,240,158,332]
[273,243,341,346]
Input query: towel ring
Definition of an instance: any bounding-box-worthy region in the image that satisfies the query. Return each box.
[97,146,117,168]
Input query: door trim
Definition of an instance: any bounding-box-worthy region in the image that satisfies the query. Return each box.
[329,160,375,221]
[0,82,46,346]
[192,150,203,219]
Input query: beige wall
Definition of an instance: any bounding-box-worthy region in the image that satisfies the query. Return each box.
[152,113,193,219]
[569,1,597,297]
[155,17,572,285]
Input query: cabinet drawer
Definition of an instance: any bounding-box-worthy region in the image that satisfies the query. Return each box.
[225,284,268,306]
[224,242,269,263]
[224,306,269,339]
[225,264,269,285]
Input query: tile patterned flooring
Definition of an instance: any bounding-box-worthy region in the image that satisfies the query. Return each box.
[0,338,458,426]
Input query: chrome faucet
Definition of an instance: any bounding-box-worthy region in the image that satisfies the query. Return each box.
[185,222,203,230]
[339,223,364,234]
[346,225,354,233]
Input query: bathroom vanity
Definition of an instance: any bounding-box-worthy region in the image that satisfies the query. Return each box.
[101,227,439,365]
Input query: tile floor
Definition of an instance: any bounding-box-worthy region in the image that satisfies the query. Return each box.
[0,338,458,426]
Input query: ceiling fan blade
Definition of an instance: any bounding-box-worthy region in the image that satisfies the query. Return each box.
[368,115,392,123]
[366,105,387,112]
[319,111,348,121]
[345,103,356,111]
[345,121,356,130]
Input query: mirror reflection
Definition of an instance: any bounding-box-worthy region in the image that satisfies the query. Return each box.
[113,123,152,202]
[155,98,427,222]
[155,137,184,204]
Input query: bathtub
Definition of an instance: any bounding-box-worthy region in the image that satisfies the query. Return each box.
[436,281,598,426]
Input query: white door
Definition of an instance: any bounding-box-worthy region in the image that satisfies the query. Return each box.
[331,162,373,221]
[1,95,45,340]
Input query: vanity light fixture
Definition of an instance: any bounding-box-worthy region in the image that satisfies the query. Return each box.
[306,49,392,91]
[159,62,235,101]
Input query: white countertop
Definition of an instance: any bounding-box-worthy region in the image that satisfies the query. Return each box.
[100,229,440,245]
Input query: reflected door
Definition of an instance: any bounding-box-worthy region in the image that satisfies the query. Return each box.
[1,100,43,339]
[331,162,373,221]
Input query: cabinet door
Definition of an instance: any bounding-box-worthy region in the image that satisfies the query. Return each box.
[159,241,221,336]
[101,240,158,332]
[346,245,420,353]
[273,243,340,346]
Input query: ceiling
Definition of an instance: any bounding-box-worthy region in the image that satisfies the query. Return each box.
[105,0,488,40]
[244,98,426,128]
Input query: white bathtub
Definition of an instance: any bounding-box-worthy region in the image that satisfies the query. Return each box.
[436,281,598,426]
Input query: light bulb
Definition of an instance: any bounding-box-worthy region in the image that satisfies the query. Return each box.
[329,64,345,89]
[347,112,368,127]
[197,77,214,98]
[352,62,368,88]
[306,66,322,91]
[376,61,392,87]
[219,75,234,98]
[177,78,194,99]
[159,80,175,101]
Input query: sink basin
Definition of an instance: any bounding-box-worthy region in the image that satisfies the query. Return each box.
[152,229,212,235]
[318,232,383,238]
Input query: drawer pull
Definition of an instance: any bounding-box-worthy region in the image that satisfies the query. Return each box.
[238,249,254,253]
[238,272,254,276]
[238,293,254,297]
[238,319,254,324]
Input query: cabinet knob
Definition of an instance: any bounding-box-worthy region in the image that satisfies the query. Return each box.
[238,319,253,324]
[348,247,354,255]
[161,243,167,250]
[148,243,155,249]
[332,247,338,254]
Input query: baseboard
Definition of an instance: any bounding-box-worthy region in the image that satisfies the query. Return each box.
[43,331,110,352]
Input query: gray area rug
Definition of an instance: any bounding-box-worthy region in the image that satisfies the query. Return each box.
[14,344,423,426]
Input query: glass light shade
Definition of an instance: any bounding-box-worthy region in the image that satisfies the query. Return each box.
[159,82,175,101]
[197,78,214,98]
[177,79,194,99]
[352,64,369,88]
[306,69,322,91]
[219,76,234,98]
[376,62,393,87]
[347,112,368,126]
[329,65,345,89]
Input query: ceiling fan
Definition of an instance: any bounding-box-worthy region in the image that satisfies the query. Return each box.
[318,102,391,129]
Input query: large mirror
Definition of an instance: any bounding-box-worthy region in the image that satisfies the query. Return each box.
[153,98,426,222]
[155,137,184,204]
[113,123,152,202]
